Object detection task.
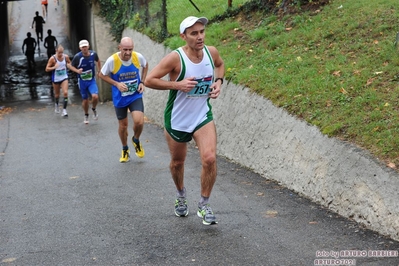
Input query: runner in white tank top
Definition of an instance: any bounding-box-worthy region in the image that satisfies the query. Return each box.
[45,44,72,117]
[145,16,225,225]
[52,54,68,83]
[168,45,214,133]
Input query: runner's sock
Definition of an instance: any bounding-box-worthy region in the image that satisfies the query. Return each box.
[63,98,68,109]
[177,187,186,198]
[55,97,59,105]
[199,196,209,207]
[123,145,129,151]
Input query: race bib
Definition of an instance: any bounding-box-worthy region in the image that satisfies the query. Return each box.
[55,68,66,77]
[121,79,138,97]
[81,69,93,81]
[187,75,213,98]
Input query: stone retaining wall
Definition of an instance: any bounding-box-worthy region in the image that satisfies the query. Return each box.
[91,11,399,241]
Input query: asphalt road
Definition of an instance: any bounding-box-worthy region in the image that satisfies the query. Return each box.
[1,1,399,266]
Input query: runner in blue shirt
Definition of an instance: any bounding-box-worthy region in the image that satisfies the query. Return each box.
[70,40,101,124]
[99,37,148,163]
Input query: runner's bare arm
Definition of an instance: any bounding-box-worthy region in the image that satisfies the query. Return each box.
[96,57,101,76]
[137,61,149,93]
[45,57,57,72]
[68,64,82,75]
[65,55,74,71]
[98,72,128,92]
[145,52,197,92]
[208,46,225,99]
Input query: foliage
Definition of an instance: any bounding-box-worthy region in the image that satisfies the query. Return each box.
[215,0,399,167]
[95,0,399,169]
[95,0,134,41]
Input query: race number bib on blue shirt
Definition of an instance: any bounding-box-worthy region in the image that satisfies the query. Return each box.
[121,79,138,97]
[81,69,93,80]
[187,75,213,98]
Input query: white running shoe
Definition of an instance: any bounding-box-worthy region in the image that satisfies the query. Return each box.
[84,115,89,124]
[62,109,68,117]
[54,103,60,113]
[92,109,98,120]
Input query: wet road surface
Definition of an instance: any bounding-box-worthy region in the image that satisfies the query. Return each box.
[1,0,79,105]
[2,1,399,266]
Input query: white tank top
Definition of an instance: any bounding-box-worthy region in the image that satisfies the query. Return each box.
[166,46,215,132]
[52,55,68,83]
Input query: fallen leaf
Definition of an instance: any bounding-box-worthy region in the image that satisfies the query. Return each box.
[2,258,16,263]
[333,70,341,76]
[387,162,396,169]
[366,78,375,86]
[309,221,318,224]
[339,88,348,94]
[262,210,278,218]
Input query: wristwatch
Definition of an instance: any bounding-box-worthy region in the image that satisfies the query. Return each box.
[215,78,223,84]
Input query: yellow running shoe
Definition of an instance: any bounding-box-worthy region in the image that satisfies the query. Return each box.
[132,137,145,158]
[119,149,130,163]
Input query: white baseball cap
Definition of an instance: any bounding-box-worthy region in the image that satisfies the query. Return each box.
[179,16,208,34]
[79,40,89,47]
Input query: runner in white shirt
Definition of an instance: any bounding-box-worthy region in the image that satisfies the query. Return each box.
[45,44,73,117]
[145,16,225,225]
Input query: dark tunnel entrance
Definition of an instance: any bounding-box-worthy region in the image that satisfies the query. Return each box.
[0,0,92,87]
[67,0,92,53]
[0,1,10,78]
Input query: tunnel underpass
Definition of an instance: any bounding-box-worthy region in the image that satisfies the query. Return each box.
[0,0,92,103]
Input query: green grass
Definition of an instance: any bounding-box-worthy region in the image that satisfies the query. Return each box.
[132,0,399,167]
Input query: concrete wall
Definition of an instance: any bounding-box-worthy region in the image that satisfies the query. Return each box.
[90,15,399,241]
[91,3,115,102]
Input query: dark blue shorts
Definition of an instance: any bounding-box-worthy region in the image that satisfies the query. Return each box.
[114,98,144,120]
